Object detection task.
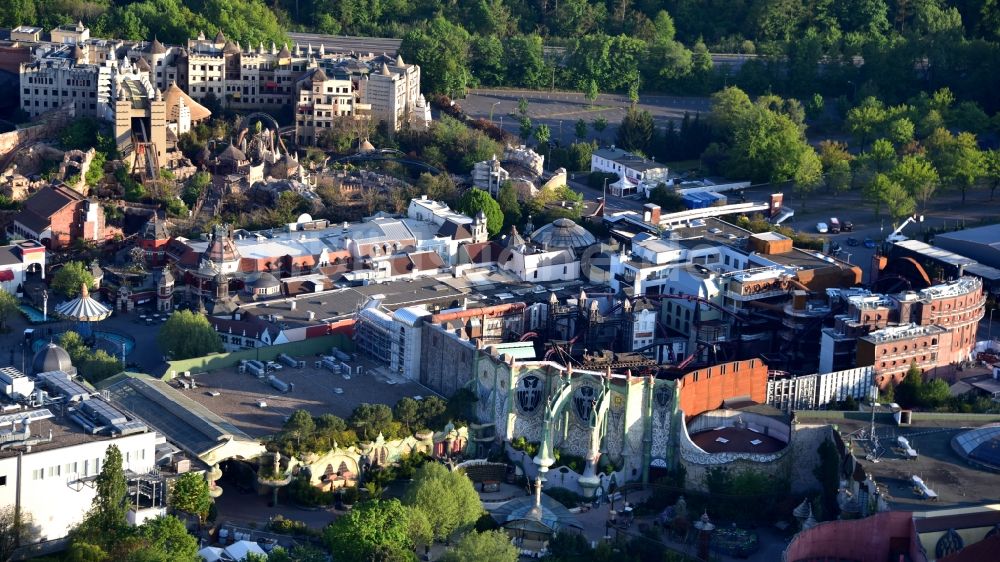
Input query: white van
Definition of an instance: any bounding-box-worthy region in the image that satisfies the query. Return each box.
[816,222,829,233]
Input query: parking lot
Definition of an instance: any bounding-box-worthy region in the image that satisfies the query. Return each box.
[183,361,428,438]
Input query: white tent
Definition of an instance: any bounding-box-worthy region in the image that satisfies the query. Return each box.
[224,540,268,560]
[197,546,225,562]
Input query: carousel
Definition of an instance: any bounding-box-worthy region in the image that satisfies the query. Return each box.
[54,283,112,338]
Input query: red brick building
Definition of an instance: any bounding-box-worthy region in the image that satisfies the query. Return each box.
[7,184,110,249]
[138,214,170,266]
[677,358,770,419]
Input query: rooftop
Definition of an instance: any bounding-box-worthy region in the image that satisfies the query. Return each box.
[935,224,1000,246]
[828,417,1000,510]
[180,362,427,438]
[861,323,947,344]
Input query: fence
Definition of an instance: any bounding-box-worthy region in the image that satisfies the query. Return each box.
[163,334,354,378]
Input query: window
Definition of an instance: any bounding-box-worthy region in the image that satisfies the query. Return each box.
[0,475,5,486]
[32,469,43,480]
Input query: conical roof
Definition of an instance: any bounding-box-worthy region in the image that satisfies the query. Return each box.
[218,143,247,163]
[396,54,405,66]
[223,40,240,55]
[54,284,112,322]
[504,225,526,248]
[278,43,290,58]
[380,62,391,76]
[149,37,166,55]
[310,68,328,82]
[165,82,211,122]
[136,57,151,72]
[214,30,226,44]
[359,139,375,153]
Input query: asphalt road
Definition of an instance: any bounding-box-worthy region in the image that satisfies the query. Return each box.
[461,88,711,146]
[287,32,401,55]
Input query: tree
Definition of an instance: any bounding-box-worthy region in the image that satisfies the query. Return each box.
[404,463,482,541]
[891,155,939,210]
[846,97,888,149]
[794,148,824,208]
[707,87,753,138]
[519,116,533,141]
[574,119,588,140]
[322,499,415,561]
[79,444,128,543]
[457,188,504,238]
[393,397,420,433]
[576,76,595,106]
[985,150,1000,200]
[647,184,686,212]
[170,473,212,524]
[534,124,551,151]
[134,515,200,562]
[400,16,471,97]
[439,530,518,562]
[926,129,986,203]
[616,106,655,153]
[819,141,854,193]
[350,403,396,441]
[497,181,521,229]
[868,139,898,174]
[158,310,223,360]
[0,506,34,562]
[52,261,96,298]
[874,173,917,225]
[591,117,608,136]
[0,289,18,332]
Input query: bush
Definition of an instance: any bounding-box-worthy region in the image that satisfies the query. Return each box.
[588,171,619,190]
[510,437,539,457]
[267,515,318,537]
[287,476,336,508]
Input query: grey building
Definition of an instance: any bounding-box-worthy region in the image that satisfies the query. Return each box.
[933,225,1000,270]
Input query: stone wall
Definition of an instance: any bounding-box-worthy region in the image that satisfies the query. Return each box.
[677,419,833,494]
[0,105,76,162]
[786,424,834,494]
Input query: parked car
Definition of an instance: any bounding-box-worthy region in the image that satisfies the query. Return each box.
[842,220,854,232]
[265,361,282,371]
[829,218,841,234]
[863,237,876,249]
[816,222,829,233]
[845,237,858,247]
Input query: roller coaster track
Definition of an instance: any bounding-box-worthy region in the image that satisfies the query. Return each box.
[329,148,444,175]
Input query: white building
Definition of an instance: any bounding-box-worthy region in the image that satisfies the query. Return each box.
[0,400,159,545]
[0,240,46,292]
[590,147,669,197]
[766,366,875,413]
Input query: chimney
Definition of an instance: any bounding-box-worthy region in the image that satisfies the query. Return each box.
[290,300,297,310]
[643,203,661,225]
[769,193,783,218]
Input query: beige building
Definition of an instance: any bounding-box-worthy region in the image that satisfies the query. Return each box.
[50,21,90,45]
[293,67,371,146]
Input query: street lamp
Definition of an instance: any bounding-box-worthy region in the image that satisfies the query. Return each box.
[989,308,996,342]
[489,101,501,123]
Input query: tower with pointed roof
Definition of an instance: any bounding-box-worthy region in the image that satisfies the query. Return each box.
[139,214,171,266]
[157,268,175,312]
